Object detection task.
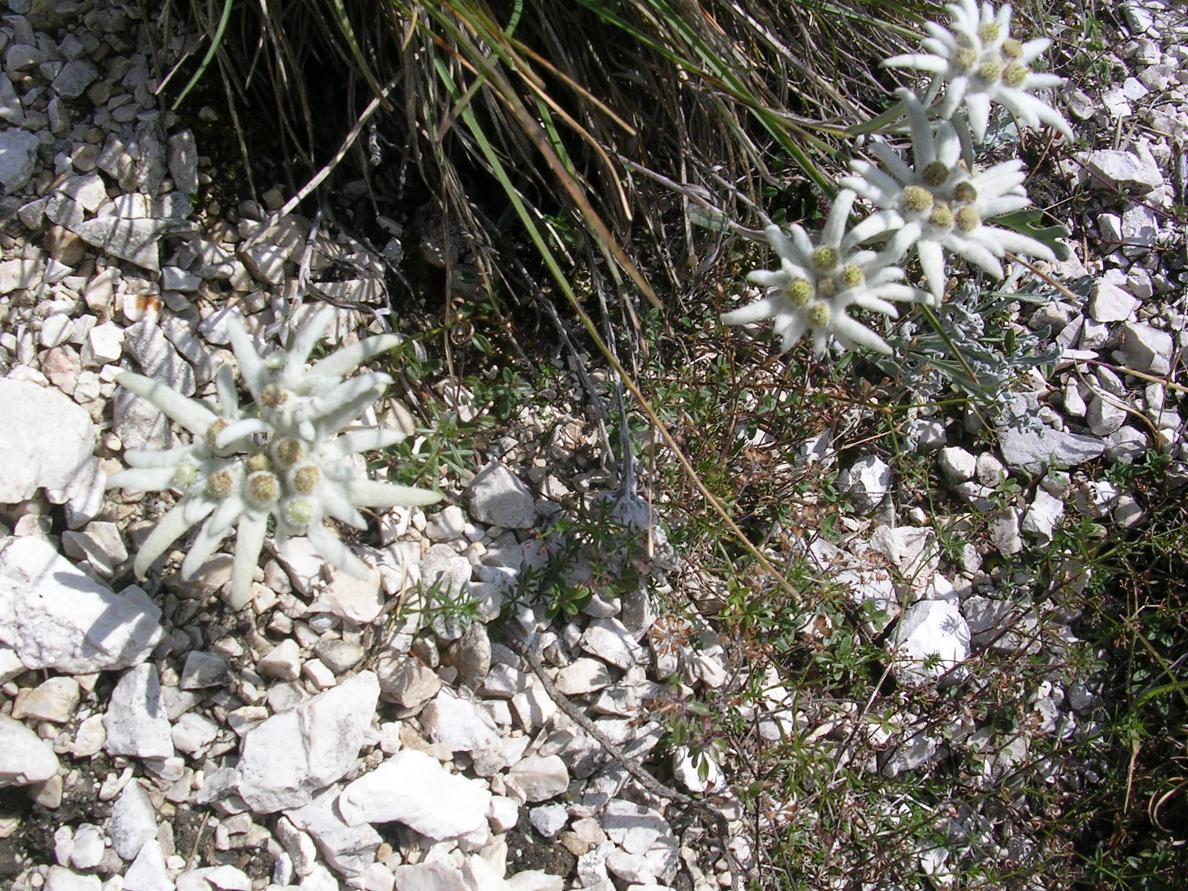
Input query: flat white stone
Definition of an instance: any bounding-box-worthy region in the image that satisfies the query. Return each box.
[0,714,59,786]
[555,658,613,695]
[1088,281,1140,322]
[506,755,569,802]
[71,217,196,272]
[1021,489,1065,541]
[1083,148,1164,193]
[391,861,469,891]
[420,688,509,775]
[839,455,892,512]
[1121,323,1173,375]
[104,663,175,760]
[0,379,97,503]
[123,839,171,891]
[580,618,643,670]
[338,749,491,838]
[997,395,1104,471]
[936,447,976,483]
[468,463,536,528]
[236,671,379,813]
[891,600,970,686]
[258,639,302,681]
[12,676,80,723]
[44,868,101,891]
[108,780,158,860]
[530,803,568,838]
[284,787,382,878]
[0,536,163,673]
[602,799,679,881]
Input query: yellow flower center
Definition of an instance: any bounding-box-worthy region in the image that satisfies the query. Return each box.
[922,162,949,188]
[977,61,1002,82]
[786,278,813,307]
[246,452,271,473]
[953,181,978,203]
[902,185,934,213]
[293,465,321,494]
[272,437,304,468]
[977,22,1001,45]
[206,469,233,499]
[260,383,288,407]
[955,206,980,232]
[954,47,977,72]
[840,264,864,289]
[246,471,280,505]
[204,419,228,450]
[1002,38,1023,59]
[1003,63,1028,88]
[806,302,831,328]
[929,204,954,229]
[284,497,315,529]
[172,462,199,489]
[812,246,838,272]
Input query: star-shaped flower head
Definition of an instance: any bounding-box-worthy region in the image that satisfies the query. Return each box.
[108,306,443,609]
[884,0,1072,144]
[841,93,1057,302]
[721,190,930,357]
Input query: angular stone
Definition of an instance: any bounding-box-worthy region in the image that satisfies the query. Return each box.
[13,677,80,723]
[468,463,536,528]
[0,536,163,673]
[506,755,569,802]
[70,217,196,272]
[104,664,175,760]
[1121,323,1173,375]
[167,130,199,196]
[109,781,159,860]
[1083,148,1164,193]
[0,715,59,786]
[0,379,96,503]
[936,447,976,483]
[891,600,970,686]
[556,658,613,695]
[236,671,379,813]
[0,130,39,193]
[51,60,98,99]
[391,862,469,891]
[124,320,195,396]
[421,688,509,776]
[338,749,491,838]
[839,455,892,512]
[377,654,441,709]
[285,787,382,878]
[180,651,229,689]
[1088,281,1140,322]
[997,395,1104,472]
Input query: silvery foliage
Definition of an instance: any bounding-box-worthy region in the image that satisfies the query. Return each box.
[722,0,1068,358]
[108,306,442,609]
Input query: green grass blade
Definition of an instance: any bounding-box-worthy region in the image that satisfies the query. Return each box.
[171,0,234,111]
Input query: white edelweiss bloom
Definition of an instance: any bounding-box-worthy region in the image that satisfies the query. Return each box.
[841,94,1056,302]
[109,305,443,610]
[721,190,930,357]
[883,0,1072,144]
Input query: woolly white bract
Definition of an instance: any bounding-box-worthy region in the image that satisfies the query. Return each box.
[842,93,1057,302]
[721,190,929,357]
[883,0,1072,144]
[108,306,442,609]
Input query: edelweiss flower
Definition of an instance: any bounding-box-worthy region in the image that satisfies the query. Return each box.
[884,0,1072,143]
[109,306,442,609]
[841,94,1056,302]
[721,190,929,357]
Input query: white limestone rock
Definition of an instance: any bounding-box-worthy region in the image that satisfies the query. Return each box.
[468,463,536,528]
[555,658,613,695]
[1121,323,1173,375]
[506,755,570,802]
[891,600,970,686]
[109,780,158,860]
[997,394,1104,471]
[123,839,171,891]
[338,749,491,839]
[602,799,679,883]
[70,217,196,272]
[391,861,469,891]
[236,671,380,813]
[0,536,163,673]
[936,447,976,483]
[580,618,644,670]
[1088,281,1140,322]
[838,455,892,512]
[0,714,59,786]
[1021,489,1065,541]
[1083,148,1164,193]
[0,379,96,504]
[284,787,382,878]
[420,688,509,776]
[104,664,175,761]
